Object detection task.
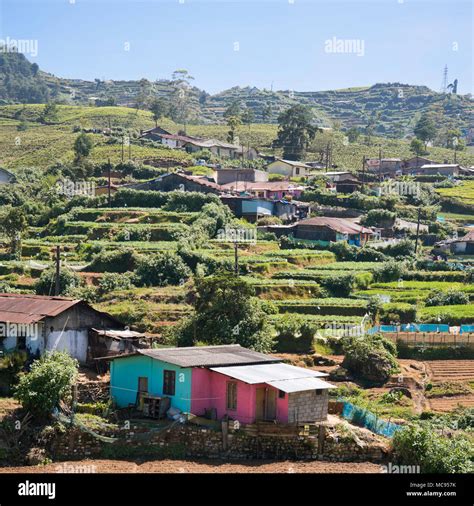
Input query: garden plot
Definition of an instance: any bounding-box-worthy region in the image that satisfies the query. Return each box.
[425,360,474,412]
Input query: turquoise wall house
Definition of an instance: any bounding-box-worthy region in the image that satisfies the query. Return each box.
[110,354,192,412]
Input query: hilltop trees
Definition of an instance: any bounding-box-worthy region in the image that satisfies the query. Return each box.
[273,105,318,160]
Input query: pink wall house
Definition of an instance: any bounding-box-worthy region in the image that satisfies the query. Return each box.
[191,368,288,424]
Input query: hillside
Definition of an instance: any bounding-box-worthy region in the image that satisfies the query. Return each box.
[0,53,472,138]
[2,104,474,171]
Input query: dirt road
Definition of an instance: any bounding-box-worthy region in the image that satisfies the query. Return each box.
[0,458,382,474]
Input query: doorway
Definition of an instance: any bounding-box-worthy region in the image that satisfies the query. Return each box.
[255,387,277,421]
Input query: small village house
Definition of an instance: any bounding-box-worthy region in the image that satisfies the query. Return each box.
[408,163,463,177]
[0,294,123,364]
[220,181,306,200]
[267,217,373,246]
[213,168,268,186]
[108,345,334,424]
[140,127,257,160]
[267,159,312,178]
[435,229,474,255]
[366,158,402,178]
[321,171,361,194]
[220,195,307,223]
[402,156,437,172]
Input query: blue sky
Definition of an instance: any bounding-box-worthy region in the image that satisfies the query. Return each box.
[1,0,472,94]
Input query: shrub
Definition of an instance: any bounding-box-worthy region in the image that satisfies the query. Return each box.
[135,252,191,287]
[14,352,79,418]
[361,209,396,228]
[86,248,139,273]
[99,272,136,293]
[35,268,82,296]
[341,333,399,384]
[379,239,415,258]
[273,314,316,353]
[373,261,406,282]
[425,289,469,307]
[392,423,473,473]
[380,303,417,324]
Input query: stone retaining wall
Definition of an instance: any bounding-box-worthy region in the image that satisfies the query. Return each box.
[47,422,389,463]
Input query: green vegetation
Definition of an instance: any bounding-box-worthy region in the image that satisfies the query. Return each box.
[14,352,79,418]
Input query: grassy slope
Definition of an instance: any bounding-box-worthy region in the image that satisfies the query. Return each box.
[1,104,474,170]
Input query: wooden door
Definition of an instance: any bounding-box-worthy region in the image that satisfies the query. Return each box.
[266,389,277,420]
[256,387,277,421]
[138,376,148,393]
[256,387,266,421]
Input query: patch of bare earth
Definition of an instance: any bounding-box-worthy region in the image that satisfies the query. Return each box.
[425,360,474,413]
[0,459,382,474]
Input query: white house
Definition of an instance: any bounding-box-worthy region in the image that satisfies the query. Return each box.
[267,159,312,178]
[0,294,122,364]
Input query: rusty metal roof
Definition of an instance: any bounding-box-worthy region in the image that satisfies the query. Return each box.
[0,293,82,324]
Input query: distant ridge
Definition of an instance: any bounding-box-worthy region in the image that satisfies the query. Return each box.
[0,52,472,138]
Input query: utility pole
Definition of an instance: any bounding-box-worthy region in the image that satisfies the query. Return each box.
[234,241,239,276]
[129,134,132,160]
[121,135,125,162]
[325,142,330,171]
[414,207,422,255]
[361,156,366,190]
[54,246,61,296]
[107,158,112,206]
[378,147,382,182]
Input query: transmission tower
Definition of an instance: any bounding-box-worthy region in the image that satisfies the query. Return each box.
[440,65,448,94]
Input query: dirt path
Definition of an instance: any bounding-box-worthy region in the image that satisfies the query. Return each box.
[0,459,382,474]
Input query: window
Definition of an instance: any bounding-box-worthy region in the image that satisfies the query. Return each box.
[163,370,176,396]
[315,389,323,396]
[295,167,300,175]
[278,390,286,399]
[226,382,237,410]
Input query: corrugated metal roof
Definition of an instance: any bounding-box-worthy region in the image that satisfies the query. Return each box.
[138,345,279,367]
[210,363,328,384]
[297,217,373,235]
[268,377,336,393]
[92,328,145,339]
[0,293,81,323]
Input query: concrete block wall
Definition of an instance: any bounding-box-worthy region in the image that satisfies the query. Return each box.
[288,390,328,423]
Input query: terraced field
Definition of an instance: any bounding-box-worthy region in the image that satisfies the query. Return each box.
[425,360,474,412]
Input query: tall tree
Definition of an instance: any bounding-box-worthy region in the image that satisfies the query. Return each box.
[272,105,317,160]
[226,115,241,144]
[149,98,168,127]
[410,138,427,156]
[0,206,28,257]
[175,275,275,352]
[414,113,436,149]
[170,69,194,131]
[73,133,93,161]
